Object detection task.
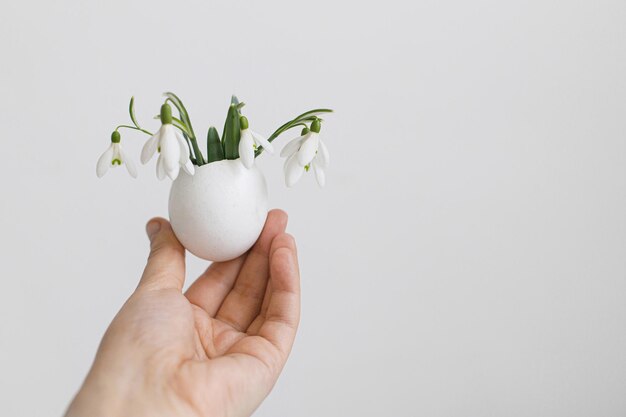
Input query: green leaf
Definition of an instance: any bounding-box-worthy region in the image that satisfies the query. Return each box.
[268,110,333,141]
[222,105,231,147]
[206,126,224,163]
[181,131,195,163]
[222,104,241,159]
[292,108,333,122]
[171,117,193,137]
[163,92,196,138]
[129,96,141,129]
[231,95,246,110]
[163,92,206,165]
[254,108,333,157]
[164,92,188,118]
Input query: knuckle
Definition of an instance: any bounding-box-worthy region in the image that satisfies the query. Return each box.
[149,241,183,260]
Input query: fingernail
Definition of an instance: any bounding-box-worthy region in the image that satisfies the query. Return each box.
[146,220,161,239]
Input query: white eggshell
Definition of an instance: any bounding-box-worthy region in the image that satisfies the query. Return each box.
[168,159,268,262]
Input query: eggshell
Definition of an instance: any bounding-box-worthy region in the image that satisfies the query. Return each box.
[168,159,268,261]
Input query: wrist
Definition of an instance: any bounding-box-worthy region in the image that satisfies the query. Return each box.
[65,375,156,417]
[65,362,201,417]
[65,357,176,417]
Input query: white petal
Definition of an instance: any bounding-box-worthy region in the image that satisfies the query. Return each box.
[141,131,160,164]
[297,133,320,166]
[251,130,274,154]
[282,156,291,176]
[280,135,306,158]
[111,143,122,160]
[316,139,330,168]
[239,130,255,169]
[313,163,326,187]
[182,159,195,175]
[118,146,137,178]
[176,131,191,164]
[284,154,304,187]
[125,159,138,178]
[96,145,114,178]
[175,133,195,175]
[166,165,180,181]
[160,126,181,174]
[156,156,166,180]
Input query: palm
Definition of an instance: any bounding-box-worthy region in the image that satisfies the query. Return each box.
[100,210,299,417]
[182,236,299,417]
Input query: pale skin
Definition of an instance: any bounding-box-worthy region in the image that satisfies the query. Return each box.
[66,209,300,417]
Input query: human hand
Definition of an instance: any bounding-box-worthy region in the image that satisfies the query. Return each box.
[66,209,300,417]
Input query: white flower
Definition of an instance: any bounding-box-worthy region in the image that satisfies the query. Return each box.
[96,132,137,178]
[238,116,274,169]
[141,124,194,180]
[280,127,329,188]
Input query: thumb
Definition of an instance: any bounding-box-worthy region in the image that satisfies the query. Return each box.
[137,217,186,291]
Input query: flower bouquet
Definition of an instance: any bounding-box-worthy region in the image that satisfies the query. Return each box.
[97,93,332,261]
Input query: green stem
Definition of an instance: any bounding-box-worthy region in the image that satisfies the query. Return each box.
[165,97,206,165]
[254,109,332,157]
[188,136,205,165]
[115,125,153,136]
[254,121,310,157]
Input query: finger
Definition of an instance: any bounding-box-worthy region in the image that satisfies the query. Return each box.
[258,233,297,319]
[216,209,288,331]
[137,218,186,291]
[256,233,300,354]
[185,209,287,316]
[185,255,246,315]
[246,281,271,335]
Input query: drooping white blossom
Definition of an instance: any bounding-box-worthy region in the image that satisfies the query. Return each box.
[238,116,274,169]
[280,122,329,187]
[96,132,137,178]
[141,104,194,180]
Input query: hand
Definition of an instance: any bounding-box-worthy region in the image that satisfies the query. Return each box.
[66,210,300,417]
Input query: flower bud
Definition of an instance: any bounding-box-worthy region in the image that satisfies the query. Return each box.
[310,118,321,133]
[160,103,173,125]
[111,130,121,143]
[239,115,249,130]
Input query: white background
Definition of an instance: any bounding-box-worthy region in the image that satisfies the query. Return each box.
[1,0,625,416]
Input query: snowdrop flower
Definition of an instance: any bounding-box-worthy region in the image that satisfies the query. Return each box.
[238,116,274,169]
[141,103,194,180]
[96,131,137,178]
[280,119,329,187]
